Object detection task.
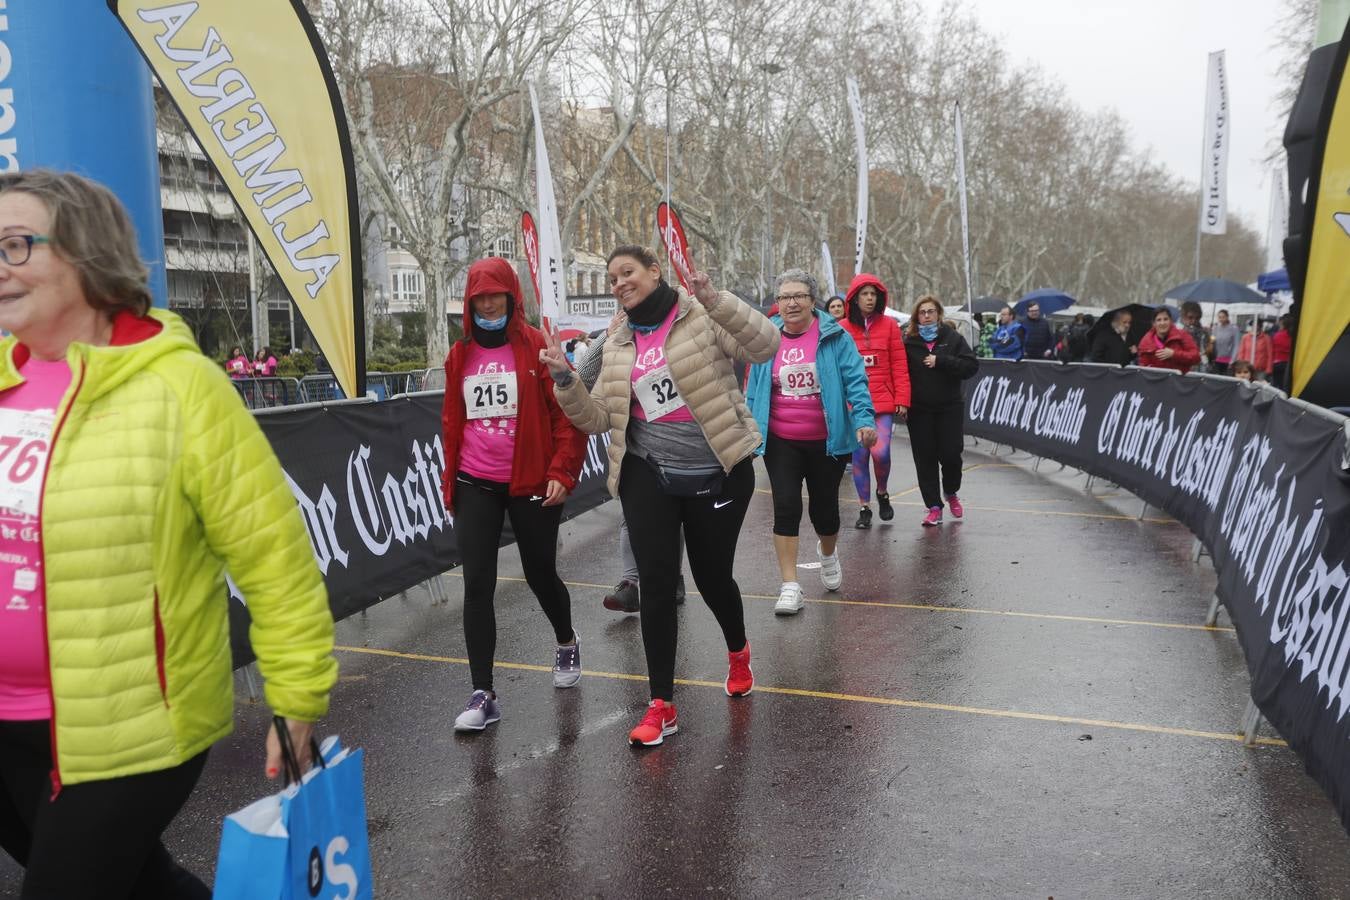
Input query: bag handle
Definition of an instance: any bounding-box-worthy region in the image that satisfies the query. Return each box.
[273,715,326,786]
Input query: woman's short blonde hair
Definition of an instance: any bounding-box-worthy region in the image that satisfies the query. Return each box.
[0,169,152,316]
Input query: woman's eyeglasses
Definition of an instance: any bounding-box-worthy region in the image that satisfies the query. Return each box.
[0,234,50,266]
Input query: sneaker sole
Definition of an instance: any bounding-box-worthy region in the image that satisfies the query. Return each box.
[553,672,581,688]
[922,520,942,527]
[454,713,501,733]
[629,723,678,747]
[602,598,640,613]
[774,603,803,616]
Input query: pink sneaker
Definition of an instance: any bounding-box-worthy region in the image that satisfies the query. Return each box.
[947,495,964,518]
[921,506,943,527]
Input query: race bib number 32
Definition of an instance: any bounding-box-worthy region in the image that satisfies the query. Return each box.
[634,364,686,420]
[463,371,518,420]
[0,408,55,518]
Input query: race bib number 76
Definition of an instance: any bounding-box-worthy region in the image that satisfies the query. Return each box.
[0,408,54,518]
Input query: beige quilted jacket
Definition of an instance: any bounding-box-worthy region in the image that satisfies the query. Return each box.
[554,288,780,497]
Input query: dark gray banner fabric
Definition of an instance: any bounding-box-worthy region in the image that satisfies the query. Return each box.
[229,394,610,664]
[964,360,1350,832]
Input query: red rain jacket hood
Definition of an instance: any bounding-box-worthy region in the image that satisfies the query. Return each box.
[840,273,911,411]
[442,258,587,511]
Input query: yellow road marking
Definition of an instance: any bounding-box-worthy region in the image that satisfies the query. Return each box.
[889,500,1177,524]
[334,644,1285,748]
[445,572,1235,634]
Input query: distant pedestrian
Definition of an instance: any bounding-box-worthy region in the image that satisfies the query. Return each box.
[840,273,910,529]
[1090,310,1135,366]
[903,295,978,527]
[745,269,876,615]
[825,295,846,320]
[1271,314,1293,388]
[1238,320,1273,375]
[225,345,250,379]
[1210,309,1239,374]
[441,256,588,733]
[253,346,277,377]
[1180,302,1209,371]
[1230,359,1255,382]
[1137,308,1200,374]
[1020,302,1054,359]
[990,305,1026,361]
[1065,313,1092,362]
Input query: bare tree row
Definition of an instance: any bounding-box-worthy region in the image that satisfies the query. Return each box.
[315,0,1263,362]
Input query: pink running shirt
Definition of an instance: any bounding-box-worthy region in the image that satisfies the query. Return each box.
[630,303,694,424]
[769,318,827,441]
[459,342,518,483]
[0,357,72,720]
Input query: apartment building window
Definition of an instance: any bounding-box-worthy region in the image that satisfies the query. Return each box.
[390,268,424,306]
[486,234,516,259]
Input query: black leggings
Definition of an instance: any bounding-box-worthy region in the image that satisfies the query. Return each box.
[619,455,754,701]
[0,719,209,899]
[762,434,847,537]
[455,472,573,692]
[906,404,965,510]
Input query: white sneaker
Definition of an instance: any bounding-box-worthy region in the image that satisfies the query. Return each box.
[775,582,804,616]
[817,542,842,591]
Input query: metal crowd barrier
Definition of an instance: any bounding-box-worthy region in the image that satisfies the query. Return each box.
[230,376,305,410]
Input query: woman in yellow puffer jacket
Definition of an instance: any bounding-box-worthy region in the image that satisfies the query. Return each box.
[0,170,336,899]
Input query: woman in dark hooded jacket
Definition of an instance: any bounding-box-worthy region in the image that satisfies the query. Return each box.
[440,257,588,733]
[839,273,911,528]
[903,294,978,527]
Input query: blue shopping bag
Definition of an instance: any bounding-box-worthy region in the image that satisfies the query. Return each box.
[213,726,372,900]
[285,745,372,900]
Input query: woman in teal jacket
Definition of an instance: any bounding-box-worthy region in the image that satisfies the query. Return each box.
[747,269,876,615]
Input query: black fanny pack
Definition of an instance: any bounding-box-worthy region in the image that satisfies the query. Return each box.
[647,459,725,497]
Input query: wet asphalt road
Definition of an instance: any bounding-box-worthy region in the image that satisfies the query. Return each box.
[3,434,1350,898]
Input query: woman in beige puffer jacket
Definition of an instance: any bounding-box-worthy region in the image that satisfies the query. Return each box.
[542,245,778,748]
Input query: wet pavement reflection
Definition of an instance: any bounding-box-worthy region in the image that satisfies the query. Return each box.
[4,436,1348,898]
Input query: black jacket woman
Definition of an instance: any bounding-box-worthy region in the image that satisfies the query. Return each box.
[903,295,979,526]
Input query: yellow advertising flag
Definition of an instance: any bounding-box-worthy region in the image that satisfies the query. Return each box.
[1296,35,1350,399]
[111,0,364,398]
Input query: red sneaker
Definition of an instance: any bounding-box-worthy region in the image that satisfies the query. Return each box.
[629,699,678,746]
[725,642,753,696]
[947,495,964,518]
[921,506,943,527]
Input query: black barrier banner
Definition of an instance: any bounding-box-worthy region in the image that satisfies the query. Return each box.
[964,361,1350,831]
[229,394,611,665]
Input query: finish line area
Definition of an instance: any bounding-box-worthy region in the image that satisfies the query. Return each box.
[12,437,1347,897]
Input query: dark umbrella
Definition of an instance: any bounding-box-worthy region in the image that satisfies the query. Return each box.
[970,295,1008,314]
[1087,303,1157,356]
[1013,288,1076,317]
[1257,268,1291,293]
[1164,277,1265,305]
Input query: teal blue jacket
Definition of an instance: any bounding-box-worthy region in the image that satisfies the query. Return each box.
[747,310,876,457]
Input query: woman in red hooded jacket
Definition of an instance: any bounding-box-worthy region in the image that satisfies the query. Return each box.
[840,273,911,528]
[441,257,588,733]
[1137,307,1200,374]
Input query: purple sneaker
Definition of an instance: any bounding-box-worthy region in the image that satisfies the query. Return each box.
[553,637,581,688]
[454,690,501,732]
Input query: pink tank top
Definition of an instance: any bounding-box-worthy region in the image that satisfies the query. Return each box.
[459,342,517,483]
[769,318,828,442]
[0,356,72,720]
[630,302,694,424]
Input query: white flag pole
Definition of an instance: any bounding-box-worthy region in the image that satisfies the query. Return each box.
[846,77,868,275]
[1195,50,1230,278]
[1266,163,1288,274]
[527,80,566,327]
[954,102,974,311]
[821,240,837,299]
[664,84,673,270]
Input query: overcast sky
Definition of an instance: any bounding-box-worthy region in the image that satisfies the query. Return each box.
[918,0,1290,244]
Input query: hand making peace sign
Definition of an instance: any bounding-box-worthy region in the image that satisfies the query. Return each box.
[539,323,571,378]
